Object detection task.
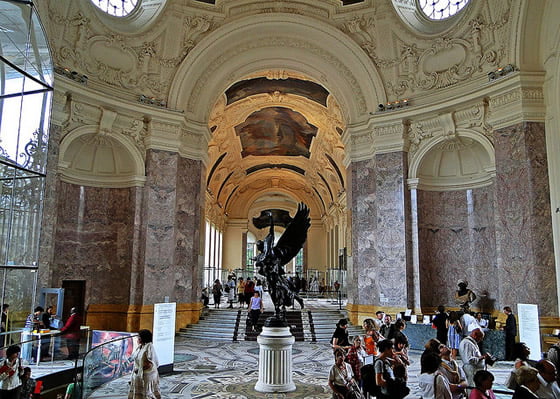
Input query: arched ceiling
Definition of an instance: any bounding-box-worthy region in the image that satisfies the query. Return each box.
[206,70,346,219]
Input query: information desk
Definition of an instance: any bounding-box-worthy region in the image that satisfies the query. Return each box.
[21,326,91,365]
[402,323,506,360]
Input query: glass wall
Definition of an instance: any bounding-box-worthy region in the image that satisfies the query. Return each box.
[0,0,53,329]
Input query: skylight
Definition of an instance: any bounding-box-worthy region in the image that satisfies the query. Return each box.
[90,0,138,17]
[418,0,470,20]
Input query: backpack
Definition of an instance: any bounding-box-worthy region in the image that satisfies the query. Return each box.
[361,362,381,398]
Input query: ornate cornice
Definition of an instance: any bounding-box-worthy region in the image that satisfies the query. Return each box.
[487,86,546,130]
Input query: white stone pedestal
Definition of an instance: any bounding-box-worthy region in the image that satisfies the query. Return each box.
[254,325,296,393]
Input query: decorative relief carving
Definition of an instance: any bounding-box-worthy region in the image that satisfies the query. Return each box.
[352,131,373,147]
[373,123,404,137]
[384,35,499,96]
[454,102,493,144]
[337,6,511,99]
[407,101,494,161]
[120,119,148,153]
[51,6,214,97]
[408,121,435,156]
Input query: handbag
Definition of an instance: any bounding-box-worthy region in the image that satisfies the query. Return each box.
[346,380,365,399]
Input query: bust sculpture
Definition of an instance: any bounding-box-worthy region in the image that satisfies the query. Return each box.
[455,279,476,313]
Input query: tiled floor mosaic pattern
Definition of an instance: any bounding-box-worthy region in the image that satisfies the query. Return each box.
[89,337,516,398]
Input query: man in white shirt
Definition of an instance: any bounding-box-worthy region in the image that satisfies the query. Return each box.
[372,311,384,331]
[536,359,560,399]
[460,312,478,336]
[458,328,492,387]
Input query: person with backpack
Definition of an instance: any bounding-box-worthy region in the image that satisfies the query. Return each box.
[375,339,409,399]
[212,279,223,309]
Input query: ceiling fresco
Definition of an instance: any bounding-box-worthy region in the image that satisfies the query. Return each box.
[234,107,317,158]
[225,77,330,106]
[206,72,346,218]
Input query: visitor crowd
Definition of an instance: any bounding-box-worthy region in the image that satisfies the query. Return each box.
[328,307,560,399]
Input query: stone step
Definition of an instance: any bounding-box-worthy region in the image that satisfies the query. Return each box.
[179,308,362,342]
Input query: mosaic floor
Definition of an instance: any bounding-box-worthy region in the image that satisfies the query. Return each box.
[89,337,516,399]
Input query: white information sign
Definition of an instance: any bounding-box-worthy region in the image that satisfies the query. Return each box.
[517,303,541,361]
[153,302,176,366]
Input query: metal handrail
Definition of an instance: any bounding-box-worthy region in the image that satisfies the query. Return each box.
[78,333,139,399]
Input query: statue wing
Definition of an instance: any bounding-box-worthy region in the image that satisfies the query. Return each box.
[273,203,310,266]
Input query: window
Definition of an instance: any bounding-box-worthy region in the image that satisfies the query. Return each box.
[90,0,138,17]
[295,248,304,274]
[0,0,53,323]
[418,0,470,20]
[392,0,473,35]
[203,221,223,287]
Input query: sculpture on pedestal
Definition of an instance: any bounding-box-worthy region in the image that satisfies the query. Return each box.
[254,203,310,325]
[455,279,477,313]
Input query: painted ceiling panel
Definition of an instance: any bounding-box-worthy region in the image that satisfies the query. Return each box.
[235,107,317,158]
[225,77,329,106]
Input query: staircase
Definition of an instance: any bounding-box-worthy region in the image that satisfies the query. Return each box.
[178,308,240,341]
[178,307,363,343]
[244,311,304,341]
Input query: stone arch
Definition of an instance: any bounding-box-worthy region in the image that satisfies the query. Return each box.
[409,129,495,191]
[228,173,324,220]
[168,13,385,128]
[59,125,146,188]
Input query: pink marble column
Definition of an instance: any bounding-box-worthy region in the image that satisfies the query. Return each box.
[350,152,411,309]
[139,150,204,304]
[494,122,557,316]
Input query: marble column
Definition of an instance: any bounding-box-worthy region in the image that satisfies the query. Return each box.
[373,152,411,311]
[493,122,557,316]
[140,149,204,306]
[408,186,422,313]
[350,152,411,312]
[350,158,377,307]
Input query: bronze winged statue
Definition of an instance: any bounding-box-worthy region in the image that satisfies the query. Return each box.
[254,203,310,325]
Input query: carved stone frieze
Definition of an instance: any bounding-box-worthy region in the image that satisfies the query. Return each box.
[373,123,404,137]
[487,86,546,129]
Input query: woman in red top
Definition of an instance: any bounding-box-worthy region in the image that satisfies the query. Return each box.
[362,318,380,356]
[60,307,82,360]
[345,336,366,382]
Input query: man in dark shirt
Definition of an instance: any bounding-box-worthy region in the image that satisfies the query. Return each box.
[503,306,517,360]
[432,305,449,345]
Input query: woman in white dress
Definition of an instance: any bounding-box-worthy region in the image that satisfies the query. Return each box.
[128,329,161,399]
